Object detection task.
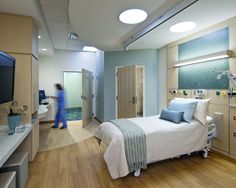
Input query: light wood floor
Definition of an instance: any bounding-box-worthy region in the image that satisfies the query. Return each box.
[39,120,99,151]
[26,137,236,188]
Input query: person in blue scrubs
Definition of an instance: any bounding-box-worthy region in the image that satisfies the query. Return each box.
[52,83,67,129]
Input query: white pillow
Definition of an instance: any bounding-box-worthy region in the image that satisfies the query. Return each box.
[173,98,211,125]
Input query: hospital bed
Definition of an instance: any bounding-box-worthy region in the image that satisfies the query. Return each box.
[94,98,213,179]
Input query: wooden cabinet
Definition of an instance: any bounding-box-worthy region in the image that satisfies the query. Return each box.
[0,13,38,59]
[32,121,39,159]
[230,107,236,157]
[0,13,40,159]
[9,54,39,123]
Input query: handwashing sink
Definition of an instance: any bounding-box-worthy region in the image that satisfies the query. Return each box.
[38,105,48,119]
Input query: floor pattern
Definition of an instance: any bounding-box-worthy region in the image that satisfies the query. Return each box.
[27,138,236,188]
[65,107,82,121]
[39,119,99,151]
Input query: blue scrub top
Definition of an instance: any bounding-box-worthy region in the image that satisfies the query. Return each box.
[57,90,65,109]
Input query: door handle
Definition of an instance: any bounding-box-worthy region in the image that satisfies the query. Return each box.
[129,96,137,104]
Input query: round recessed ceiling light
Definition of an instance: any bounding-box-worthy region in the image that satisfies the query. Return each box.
[38,35,41,39]
[119,9,148,24]
[169,21,196,33]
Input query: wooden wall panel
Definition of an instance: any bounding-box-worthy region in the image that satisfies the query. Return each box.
[10,53,32,123]
[209,104,229,152]
[167,68,178,89]
[177,90,192,98]
[208,90,229,105]
[167,46,178,68]
[0,13,33,54]
[166,15,236,158]
[230,107,236,156]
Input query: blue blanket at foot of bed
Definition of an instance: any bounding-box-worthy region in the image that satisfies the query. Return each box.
[109,119,147,172]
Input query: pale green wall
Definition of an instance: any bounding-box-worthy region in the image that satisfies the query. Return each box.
[64,72,82,108]
[104,49,159,121]
[96,51,105,121]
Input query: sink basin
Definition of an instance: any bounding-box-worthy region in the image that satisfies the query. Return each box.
[38,105,48,119]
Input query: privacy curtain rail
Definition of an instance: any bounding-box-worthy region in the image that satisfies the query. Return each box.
[122,0,199,50]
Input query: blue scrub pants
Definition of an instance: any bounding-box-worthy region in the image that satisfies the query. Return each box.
[54,108,67,128]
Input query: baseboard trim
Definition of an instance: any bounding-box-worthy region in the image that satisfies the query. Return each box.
[94,117,102,123]
[212,148,236,164]
[40,120,54,124]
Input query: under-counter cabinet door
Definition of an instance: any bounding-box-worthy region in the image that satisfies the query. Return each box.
[32,121,39,159]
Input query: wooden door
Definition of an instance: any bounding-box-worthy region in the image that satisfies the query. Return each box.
[82,69,93,127]
[117,65,143,119]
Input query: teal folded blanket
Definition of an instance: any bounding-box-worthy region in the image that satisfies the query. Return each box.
[109,119,147,172]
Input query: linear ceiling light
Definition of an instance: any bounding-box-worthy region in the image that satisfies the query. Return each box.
[122,0,199,50]
[119,9,148,24]
[83,46,98,52]
[170,21,196,33]
[174,50,232,67]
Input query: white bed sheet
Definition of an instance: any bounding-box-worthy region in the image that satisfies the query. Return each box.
[94,115,208,179]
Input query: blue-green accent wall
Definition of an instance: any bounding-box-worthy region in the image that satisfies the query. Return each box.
[104,49,159,121]
[179,59,229,89]
[178,28,229,89]
[179,28,229,60]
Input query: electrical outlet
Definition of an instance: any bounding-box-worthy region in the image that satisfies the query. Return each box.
[233,132,236,137]
[234,116,236,121]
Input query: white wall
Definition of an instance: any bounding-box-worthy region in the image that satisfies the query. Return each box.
[64,72,82,108]
[158,46,168,111]
[39,49,97,114]
[95,50,104,121]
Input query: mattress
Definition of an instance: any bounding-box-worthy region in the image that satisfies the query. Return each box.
[94,115,208,179]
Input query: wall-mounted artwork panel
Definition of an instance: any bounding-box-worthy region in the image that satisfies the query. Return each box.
[179,28,229,61]
[179,59,229,89]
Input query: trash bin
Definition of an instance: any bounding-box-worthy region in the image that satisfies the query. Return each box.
[0,171,16,188]
[0,152,28,188]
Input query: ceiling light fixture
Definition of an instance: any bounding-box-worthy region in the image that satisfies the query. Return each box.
[119,9,148,24]
[122,0,199,50]
[170,21,196,33]
[174,50,232,67]
[41,48,48,51]
[38,35,41,39]
[83,46,98,52]
[68,32,79,40]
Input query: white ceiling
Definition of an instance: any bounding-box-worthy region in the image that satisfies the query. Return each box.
[1,0,236,54]
[39,0,85,51]
[0,0,54,56]
[129,0,236,50]
[69,0,236,51]
[69,0,183,51]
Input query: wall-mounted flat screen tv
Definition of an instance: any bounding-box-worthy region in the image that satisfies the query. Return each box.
[0,51,15,104]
